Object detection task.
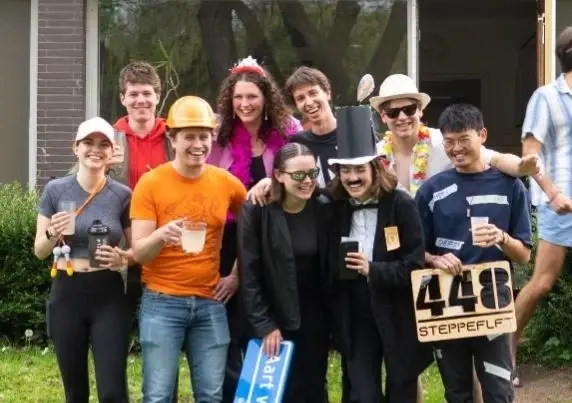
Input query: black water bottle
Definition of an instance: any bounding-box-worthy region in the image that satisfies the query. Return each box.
[88,219,110,268]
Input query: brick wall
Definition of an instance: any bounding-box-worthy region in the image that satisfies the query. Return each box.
[37,0,86,187]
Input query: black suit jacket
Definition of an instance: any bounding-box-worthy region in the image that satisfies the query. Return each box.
[328,189,433,381]
[237,195,332,338]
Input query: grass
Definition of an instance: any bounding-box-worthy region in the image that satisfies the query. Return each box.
[0,345,444,402]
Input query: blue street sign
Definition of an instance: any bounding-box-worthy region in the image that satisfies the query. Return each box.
[233,338,295,403]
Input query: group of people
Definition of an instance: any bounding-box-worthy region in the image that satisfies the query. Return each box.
[33,25,572,403]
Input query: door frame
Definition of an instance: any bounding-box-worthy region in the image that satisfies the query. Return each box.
[539,0,556,84]
[408,0,419,85]
[29,0,38,189]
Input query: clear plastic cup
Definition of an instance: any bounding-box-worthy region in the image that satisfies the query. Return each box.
[58,201,77,235]
[181,221,207,254]
[470,216,489,245]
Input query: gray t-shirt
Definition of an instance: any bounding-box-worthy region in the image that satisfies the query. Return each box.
[38,175,131,259]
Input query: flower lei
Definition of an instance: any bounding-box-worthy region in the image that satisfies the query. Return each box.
[379,125,430,196]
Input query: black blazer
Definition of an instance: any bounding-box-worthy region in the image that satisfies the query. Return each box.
[328,189,433,381]
[237,195,332,338]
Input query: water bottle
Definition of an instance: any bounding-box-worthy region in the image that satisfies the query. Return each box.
[87,219,110,268]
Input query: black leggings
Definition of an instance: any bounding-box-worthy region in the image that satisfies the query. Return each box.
[48,270,130,403]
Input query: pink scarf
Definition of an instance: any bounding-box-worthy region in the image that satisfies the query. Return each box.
[229,120,287,188]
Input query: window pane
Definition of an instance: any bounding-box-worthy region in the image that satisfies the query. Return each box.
[99,0,409,121]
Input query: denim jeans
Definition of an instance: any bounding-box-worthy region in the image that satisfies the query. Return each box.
[139,289,230,403]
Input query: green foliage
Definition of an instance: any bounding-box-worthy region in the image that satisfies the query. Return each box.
[98,0,409,121]
[0,183,50,344]
[516,208,572,367]
[519,263,572,367]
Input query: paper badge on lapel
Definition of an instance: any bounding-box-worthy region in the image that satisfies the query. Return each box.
[384,226,400,251]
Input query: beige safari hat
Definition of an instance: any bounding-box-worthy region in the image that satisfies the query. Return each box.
[369,74,431,111]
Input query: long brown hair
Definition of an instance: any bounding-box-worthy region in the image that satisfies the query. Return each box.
[269,143,315,203]
[328,158,397,200]
[216,71,291,147]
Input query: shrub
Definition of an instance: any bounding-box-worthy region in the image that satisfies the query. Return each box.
[516,208,572,367]
[0,182,51,344]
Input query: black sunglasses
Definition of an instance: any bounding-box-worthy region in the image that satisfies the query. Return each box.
[280,167,320,182]
[383,104,418,119]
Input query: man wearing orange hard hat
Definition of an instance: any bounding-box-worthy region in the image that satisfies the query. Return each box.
[130,95,247,403]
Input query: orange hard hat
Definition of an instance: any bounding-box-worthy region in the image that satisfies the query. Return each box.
[166,96,217,129]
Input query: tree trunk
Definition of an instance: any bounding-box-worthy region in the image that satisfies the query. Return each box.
[198,0,237,98]
[366,1,408,84]
[232,1,284,85]
[277,0,358,101]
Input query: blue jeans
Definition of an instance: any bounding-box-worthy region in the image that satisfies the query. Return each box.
[139,289,230,403]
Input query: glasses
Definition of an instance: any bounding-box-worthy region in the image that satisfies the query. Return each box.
[383,104,418,119]
[443,137,473,149]
[280,167,320,182]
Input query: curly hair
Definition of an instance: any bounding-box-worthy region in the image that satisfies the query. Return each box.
[216,71,291,147]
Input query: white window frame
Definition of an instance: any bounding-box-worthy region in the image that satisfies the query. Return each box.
[407,0,419,85]
[28,0,38,189]
[86,0,99,118]
[84,0,420,116]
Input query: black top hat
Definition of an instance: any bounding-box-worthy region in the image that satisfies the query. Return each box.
[328,106,378,166]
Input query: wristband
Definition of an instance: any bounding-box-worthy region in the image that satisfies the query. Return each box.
[500,232,508,246]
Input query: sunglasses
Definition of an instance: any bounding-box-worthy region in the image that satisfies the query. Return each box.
[383,104,418,119]
[280,167,320,182]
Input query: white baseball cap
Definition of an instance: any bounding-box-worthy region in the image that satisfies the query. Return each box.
[75,117,115,143]
[369,74,431,111]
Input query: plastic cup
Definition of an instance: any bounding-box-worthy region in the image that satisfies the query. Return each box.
[181,221,207,254]
[58,201,77,235]
[110,130,125,164]
[471,216,489,245]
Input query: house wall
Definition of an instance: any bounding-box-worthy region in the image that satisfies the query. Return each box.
[36,0,86,186]
[419,2,537,156]
[0,0,30,185]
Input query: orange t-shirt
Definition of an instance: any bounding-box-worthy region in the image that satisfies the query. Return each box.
[130,162,247,298]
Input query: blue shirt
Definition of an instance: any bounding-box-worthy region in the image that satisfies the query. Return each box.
[522,74,572,206]
[415,168,532,265]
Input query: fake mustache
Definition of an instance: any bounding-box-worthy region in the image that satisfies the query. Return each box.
[345,180,363,187]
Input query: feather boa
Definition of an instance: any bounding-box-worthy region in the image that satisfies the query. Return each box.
[229,120,286,189]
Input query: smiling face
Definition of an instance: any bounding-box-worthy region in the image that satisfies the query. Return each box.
[443,128,487,172]
[170,127,213,169]
[380,98,422,140]
[292,84,332,124]
[339,163,374,201]
[275,155,319,201]
[120,83,160,124]
[232,80,265,125]
[73,133,113,171]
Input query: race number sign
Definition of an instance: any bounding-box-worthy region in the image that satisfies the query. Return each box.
[411,260,516,342]
[234,339,294,403]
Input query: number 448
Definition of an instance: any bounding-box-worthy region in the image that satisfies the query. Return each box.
[415,268,512,317]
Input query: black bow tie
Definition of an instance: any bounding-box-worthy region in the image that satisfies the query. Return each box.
[349,199,378,212]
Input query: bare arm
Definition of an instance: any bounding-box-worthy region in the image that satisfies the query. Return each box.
[522,136,558,198]
[500,233,531,265]
[489,151,539,178]
[34,215,60,260]
[131,220,167,264]
[119,227,136,267]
